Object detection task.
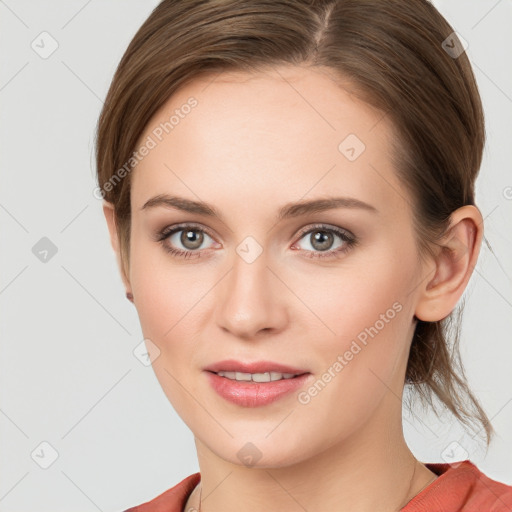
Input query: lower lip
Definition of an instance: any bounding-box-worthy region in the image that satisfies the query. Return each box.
[205,371,311,407]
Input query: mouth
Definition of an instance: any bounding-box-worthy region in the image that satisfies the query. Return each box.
[203,359,310,381]
[209,370,306,382]
[203,359,311,407]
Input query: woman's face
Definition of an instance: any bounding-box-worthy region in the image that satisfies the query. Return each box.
[127,65,427,467]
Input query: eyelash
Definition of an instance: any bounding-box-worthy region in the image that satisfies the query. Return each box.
[154,222,358,260]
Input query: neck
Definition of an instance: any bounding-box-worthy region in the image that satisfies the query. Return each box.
[187,394,437,512]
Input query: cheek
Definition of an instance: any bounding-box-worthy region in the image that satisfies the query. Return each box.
[296,253,415,385]
[289,268,413,434]
[294,253,412,341]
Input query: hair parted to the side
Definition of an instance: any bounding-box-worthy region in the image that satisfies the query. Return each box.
[95,0,494,445]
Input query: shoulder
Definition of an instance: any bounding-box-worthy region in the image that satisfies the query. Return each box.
[403,460,512,512]
[122,472,201,512]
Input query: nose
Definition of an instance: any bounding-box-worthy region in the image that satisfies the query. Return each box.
[215,245,288,340]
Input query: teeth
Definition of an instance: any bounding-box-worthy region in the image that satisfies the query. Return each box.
[216,371,298,382]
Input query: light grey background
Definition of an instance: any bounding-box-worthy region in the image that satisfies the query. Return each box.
[1,1,511,510]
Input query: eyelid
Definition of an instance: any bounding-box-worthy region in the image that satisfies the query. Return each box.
[294,222,354,240]
[157,222,218,242]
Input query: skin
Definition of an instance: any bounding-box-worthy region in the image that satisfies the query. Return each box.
[103,65,483,512]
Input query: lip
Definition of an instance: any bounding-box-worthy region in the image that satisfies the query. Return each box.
[203,359,309,375]
[205,371,312,407]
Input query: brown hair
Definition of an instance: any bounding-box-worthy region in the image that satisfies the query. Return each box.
[95,0,494,446]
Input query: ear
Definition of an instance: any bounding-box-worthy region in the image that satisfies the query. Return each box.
[414,205,483,322]
[102,200,132,297]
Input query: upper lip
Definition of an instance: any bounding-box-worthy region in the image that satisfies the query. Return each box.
[204,359,309,375]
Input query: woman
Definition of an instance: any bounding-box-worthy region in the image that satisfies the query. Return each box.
[95,0,512,510]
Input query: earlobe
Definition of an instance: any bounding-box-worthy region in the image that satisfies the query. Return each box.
[414,205,483,322]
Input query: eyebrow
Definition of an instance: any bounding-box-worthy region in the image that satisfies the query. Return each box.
[140,194,378,221]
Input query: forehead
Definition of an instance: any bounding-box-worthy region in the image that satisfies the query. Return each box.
[131,65,408,219]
